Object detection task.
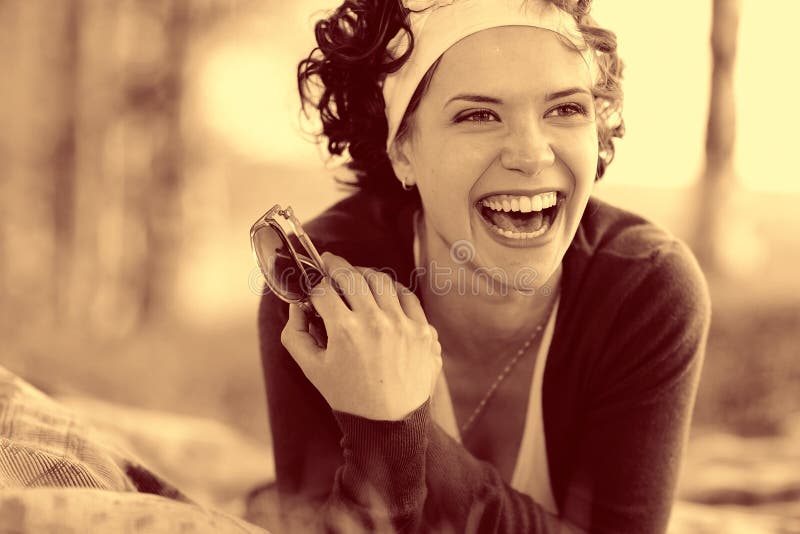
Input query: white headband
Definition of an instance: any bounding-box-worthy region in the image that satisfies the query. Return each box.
[382,0,596,151]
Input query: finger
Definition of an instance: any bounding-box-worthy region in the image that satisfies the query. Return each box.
[322,252,378,312]
[394,280,429,324]
[281,304,324,368]
[429,343,443,396]
[352,266,405,317]
[432,341,443,368]
[308,316,328,348]
[308,276,350,319]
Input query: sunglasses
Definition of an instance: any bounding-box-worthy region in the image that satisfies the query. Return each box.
[250,204,328,317]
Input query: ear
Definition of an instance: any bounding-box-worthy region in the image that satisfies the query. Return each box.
[388,137,416,188]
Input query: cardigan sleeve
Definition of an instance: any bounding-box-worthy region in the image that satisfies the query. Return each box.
[551,240,711,533]
[327,404,574,534]
[259,240,710,534]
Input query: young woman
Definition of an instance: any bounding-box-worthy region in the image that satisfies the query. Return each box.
[256,0,710,532]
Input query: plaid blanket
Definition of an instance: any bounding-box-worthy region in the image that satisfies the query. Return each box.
[0,366,270,533]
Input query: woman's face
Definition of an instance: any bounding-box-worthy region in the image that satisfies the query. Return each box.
[392,26,598,292]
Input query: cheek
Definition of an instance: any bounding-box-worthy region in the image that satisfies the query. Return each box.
[557,128,598,185]
[415,137,494,197]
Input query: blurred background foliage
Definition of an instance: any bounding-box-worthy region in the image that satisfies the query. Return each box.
[0,0,799,529]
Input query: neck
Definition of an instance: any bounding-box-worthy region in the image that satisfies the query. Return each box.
[415,216,561,362]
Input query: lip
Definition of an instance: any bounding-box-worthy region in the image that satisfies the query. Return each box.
[474,196,566,248]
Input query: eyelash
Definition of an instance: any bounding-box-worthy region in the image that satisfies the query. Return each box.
[455,103,588,123]
[456,109,498,123]
[547,103,588,118]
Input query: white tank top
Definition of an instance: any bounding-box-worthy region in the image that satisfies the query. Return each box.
[413,209,559,515]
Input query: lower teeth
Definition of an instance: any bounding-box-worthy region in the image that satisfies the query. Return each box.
[488,218,551,239]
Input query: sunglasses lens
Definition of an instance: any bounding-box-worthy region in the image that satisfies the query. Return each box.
[252,225,314,301]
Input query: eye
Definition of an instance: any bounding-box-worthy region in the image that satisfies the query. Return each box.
[545,103,588,118]
[455,109,499,123]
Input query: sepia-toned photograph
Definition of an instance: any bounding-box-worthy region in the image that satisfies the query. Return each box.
[1,0,798,532]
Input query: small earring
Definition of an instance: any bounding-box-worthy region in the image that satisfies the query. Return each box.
[401,176,414,191]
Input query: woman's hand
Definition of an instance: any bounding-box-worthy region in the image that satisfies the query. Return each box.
[280,252,442,421]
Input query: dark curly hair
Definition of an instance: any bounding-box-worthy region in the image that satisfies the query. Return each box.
[297,0,625,198]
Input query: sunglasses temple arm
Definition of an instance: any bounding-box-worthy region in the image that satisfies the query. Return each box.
[285,210,328,275]
[294,230,327,275]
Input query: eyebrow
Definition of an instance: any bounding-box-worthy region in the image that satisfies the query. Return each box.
[444,87,592,109]
[443,94,503,109]
[544,87,592,101]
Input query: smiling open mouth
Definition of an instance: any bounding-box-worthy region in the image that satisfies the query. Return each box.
[477,192,564,239]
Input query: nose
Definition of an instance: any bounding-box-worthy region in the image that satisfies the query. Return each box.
[499,120,555,176]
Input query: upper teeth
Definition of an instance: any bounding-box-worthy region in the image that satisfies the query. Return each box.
[480,192,558,213]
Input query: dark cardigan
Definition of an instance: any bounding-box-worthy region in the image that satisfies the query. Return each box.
[257,190,710,533]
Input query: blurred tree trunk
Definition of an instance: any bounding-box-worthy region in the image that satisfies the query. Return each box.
[140,0,189,323]
[0,0,78,331]
[54,2,80,323]
[693,0,741,274]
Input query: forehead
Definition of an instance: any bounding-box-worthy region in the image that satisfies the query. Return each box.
[429,26,593,99]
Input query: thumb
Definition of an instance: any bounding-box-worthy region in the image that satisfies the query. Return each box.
[281,303,324,369]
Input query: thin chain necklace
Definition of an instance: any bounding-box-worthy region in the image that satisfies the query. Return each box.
[458,292,559,436]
